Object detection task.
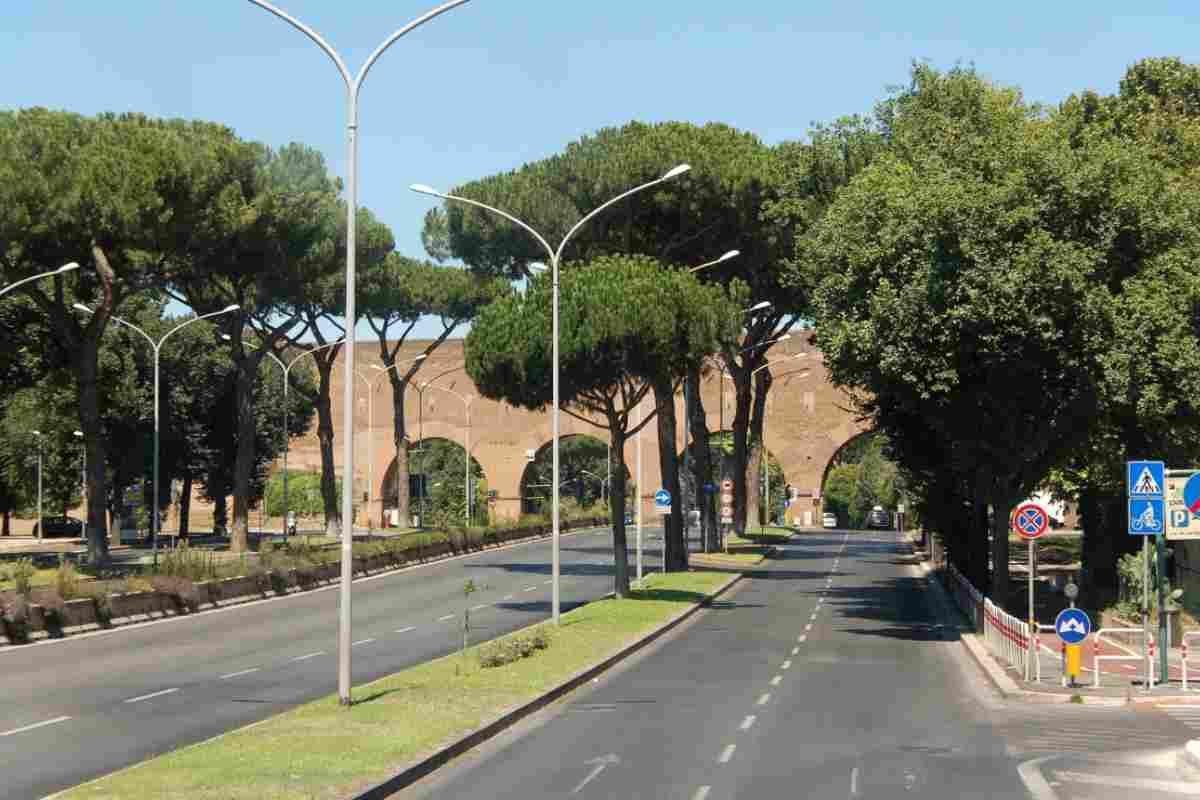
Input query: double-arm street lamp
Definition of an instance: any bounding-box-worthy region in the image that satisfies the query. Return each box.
[413,163,691,624]
[75,303,240,566]
[355,355,428,532]
[247,0,473,707]
[0,263,79,299]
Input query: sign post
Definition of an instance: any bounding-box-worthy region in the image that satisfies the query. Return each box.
[719,478,733,551]
[1055,604,1090,689]
[1129,460,1165,690]
[1013,501,1049,681]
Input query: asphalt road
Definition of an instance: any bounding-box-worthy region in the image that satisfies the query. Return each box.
[403,530,1034,799]
[0,525,663,800]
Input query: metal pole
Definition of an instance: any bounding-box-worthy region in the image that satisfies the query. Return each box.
[762,404,768,534]
[1027,537,1035,681]
[552,252,561,625]
[1144,535,1151,690]
[636,399,643,582]
[464,399,471,525]
[367,377,373,535]
[36,438,42,542]
[153,344,161,568]
[283,369,289,534]
[1158,532,1169,681]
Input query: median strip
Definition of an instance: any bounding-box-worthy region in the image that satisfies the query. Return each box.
[57,570,732,800]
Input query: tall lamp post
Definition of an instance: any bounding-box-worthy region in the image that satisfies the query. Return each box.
[0,263,79,299]
[413,163,691,624]
[31,431,42,541]
[422,382,475,526]
[75,304,239,566]
[354,358,427,532]
[247,0,473,708]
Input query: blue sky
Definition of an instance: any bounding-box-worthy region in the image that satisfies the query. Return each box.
[4,1,1198,339]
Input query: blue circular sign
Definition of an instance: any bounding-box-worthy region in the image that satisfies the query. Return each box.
[1054,608,1092,645]
[654,489,671,507]
[1185,473,1200,515]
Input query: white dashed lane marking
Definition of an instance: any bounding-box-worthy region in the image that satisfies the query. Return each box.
[740,715,757,731]
[757,693,771,706]
[438,614,456,621]
[219,667,260,680]
[351,638,376,647]
[395,626,416,634]
[125,688,179,704]
[1,716,71,737]
[770,675,783,686]
[718,744,737,763]
[292,651,324,662]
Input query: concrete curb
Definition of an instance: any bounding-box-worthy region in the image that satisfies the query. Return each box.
[0,525,612,651]
[1177,741,1200,781]
[346,571,744,800]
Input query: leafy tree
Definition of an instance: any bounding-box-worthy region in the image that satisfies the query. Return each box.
[360,254,508,528]
[264,471,340,519]
[467,256,736,591]
[0,109,260,561]
[822,464,859,527]
[409,438,486,528]
[520,435,613,514]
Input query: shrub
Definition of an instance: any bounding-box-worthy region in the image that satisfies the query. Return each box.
[41,592,65,629]
[478,629,552,669]
[84,586,113,625]
[161,544,219,582]
[151,575,202,612]
[3,596,31,643]
[10,558,35,598]
[55,562,82,601]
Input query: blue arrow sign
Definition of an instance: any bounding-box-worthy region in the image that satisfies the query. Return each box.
[1054,608,1092,645]
[654,489,671,510]
[1129,498,1165,535]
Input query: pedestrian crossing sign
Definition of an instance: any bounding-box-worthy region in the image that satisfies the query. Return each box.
[1128,461,1164,498]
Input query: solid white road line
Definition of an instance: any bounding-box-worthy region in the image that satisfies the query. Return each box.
[718,744,737,763]
[351,638,376,647]
[438,614,456,621]
[1054,771,1200,793]
[770,675,783,686]
[471,604,488,611]
[292,651,324,662]
[125,688,179,704]
[1,716,71,737]
[781,660,792,670]
[757,693,771,706]
[219,667,260,680]
[395,626,416,634]
[740,715,756,731]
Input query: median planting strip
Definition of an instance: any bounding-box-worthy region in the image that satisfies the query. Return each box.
[56,570,731,800]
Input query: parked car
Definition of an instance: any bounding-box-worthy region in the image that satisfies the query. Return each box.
[32,515,84,538]
[822,512,838,529]
[866,505,891,530]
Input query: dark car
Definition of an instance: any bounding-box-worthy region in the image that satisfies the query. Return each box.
[32,515,84,538]
[866,506,891,530]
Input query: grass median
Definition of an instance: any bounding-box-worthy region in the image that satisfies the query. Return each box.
[691,549,772,569]
[59,569,730,800]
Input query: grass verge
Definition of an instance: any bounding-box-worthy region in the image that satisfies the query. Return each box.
[58,569,729,800]
[691,549,772,568]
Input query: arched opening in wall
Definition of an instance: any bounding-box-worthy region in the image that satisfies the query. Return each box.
[679,431,785,528]
[519,434,628,518]
[380,437,488,528]
[819,430,900,530]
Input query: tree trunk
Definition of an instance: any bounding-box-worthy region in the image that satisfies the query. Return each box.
[213,494,228,534]
[607,420,631,597]
[968,488,990,592]
[686,366,719,552]
[179,475,192,539]
[730,366,753,536]
[653,380,686,572]
[2,512,9,536]
[231,358,259,553]
[1080,485,1132,613]
[990,496,1015,606]
[76,334,110,563]
[312,359,342,537]
[746,370,770,530]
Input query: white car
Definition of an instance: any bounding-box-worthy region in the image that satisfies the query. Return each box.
[822,512,838,529]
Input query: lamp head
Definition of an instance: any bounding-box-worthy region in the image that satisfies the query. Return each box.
[58,262,80,273]
[774,334,792,344]
[221,304,240,313]
[662,164,691,180]
[718,250,739,263]
[410,184,439,196]
[747,301,771,313]
[72,303,93,314]
[415,353,428,361]
[73,430,83,437]
[31,430,40,436]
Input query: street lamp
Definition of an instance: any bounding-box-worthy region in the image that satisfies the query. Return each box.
[76,303,239,566]
[247,0,473,709]
[688,250,739,273]
[413,162,692,624]
[421,382,475,526]
[31,431,42,542]
[354,356,427,533]
[0,263,79,299]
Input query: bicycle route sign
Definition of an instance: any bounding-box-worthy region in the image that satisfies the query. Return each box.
[1166,470,1200,541]
[1128,459,1165,536]
[1012,502,1049,540]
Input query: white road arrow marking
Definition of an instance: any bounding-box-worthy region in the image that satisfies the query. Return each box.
[572,753,620,794]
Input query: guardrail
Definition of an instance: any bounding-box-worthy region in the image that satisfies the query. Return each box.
[1093,627,1152,688]
[945,562,1033,678]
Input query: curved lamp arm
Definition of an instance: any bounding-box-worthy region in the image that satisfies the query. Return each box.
[2,263,79,300]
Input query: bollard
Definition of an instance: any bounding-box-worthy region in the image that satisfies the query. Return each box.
[1065,644,1081,687]
[1093,634,1101,689]
[1149,634,1157,689]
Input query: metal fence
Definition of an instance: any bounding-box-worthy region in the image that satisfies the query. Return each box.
[945,561,1032,678]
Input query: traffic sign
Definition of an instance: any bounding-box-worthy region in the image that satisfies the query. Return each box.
[1012,502,1049,540]
[720,506,732,524]
[1054,608,1092,645]
[703,483,716,494]
[1129,497,1165,535]
[654,489,671,512]
[1168,471,1200,540]
[1128,460,1165,497]
[720,493,733,505]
